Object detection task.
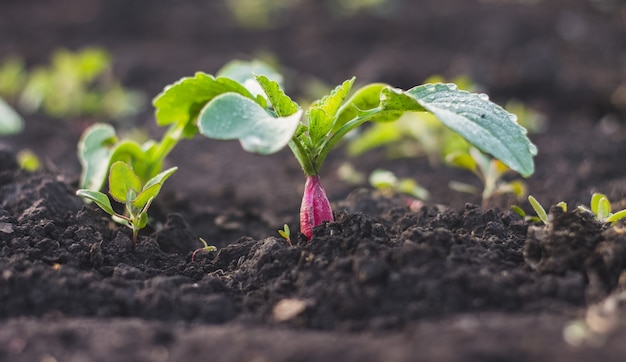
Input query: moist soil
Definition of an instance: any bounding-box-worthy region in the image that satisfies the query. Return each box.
[2,0,626,361]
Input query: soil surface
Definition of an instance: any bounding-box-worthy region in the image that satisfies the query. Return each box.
[1,0,626,361]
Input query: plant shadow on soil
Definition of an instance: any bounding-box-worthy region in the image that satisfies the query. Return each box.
[2,0,626,361]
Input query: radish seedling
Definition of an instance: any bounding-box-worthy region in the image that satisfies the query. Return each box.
[76,161,177,249]
[578,193,626,224]
[151,60,537,239]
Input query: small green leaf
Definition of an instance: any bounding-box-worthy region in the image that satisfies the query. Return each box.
[406,83,537,177]
[590,193,607,216]
[109,139,151,183]
[556,201,567,212]
[152,72,255,132]
[596,196,611,220]
[528,195,548,225]
[78,123,117,191]
[108,161,142,203]
[448,181,479,195]
[198,92,302,155]
[606,209,626,223]
[308,78,355,144]
[143,166,178,191]
[0,97,24,135]
[254,74,299,117]
[76,189,116,216]
[511,205,527,219]
[132,183,159,210]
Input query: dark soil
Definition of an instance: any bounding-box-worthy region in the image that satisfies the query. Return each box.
[2,0,626,361]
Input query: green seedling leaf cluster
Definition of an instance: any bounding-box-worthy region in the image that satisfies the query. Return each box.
[76,161,177,249]
[369,169,429,200]
[0,48,144,121]
[516,193,625,226]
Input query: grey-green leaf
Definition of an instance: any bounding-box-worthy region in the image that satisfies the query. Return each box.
[198,92,302,155]
[0,97,24,135]
[78,123,117,191]
[406,83,537,177]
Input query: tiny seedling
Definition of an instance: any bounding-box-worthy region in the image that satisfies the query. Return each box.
[191,237,217,263]
[446,146,527,207]
[278,224,292,246]
[153,60,536,239]
[369,169,429,200]
[578,193,626,224]
[76,161,177,249]
[513,195,567,225]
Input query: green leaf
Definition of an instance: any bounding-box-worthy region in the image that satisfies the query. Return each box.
[108,161,142,203]
[254,74,299,117]
[334,83,390,131]
[0,97,24,135]
[308,78,355,144]
[528,195,548,225]
[143,166,178,191]
[152,72,255,133]
[346,121,402,156]
[606,209,626,223]
[108,140,150,182]
[217,59,283,99]
[590,193,607,216]
[596,196,611,220]
[406,83,537,177]
[198,92,302,155]
[76,189,116,216]
[78,123,118,191]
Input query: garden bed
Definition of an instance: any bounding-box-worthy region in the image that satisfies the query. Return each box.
[1,0,626,361]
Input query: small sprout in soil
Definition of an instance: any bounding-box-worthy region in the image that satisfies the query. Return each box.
[17,149,41,171]
[278,224,292,246]
[154,60,537,240]
[513,195,566,225]
[578,193,626,224]
[369,169,429,200]
[191,237,217,263]
[76,161,177,249]
[446,146,527,207]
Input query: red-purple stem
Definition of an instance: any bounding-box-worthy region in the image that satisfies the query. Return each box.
[300,175,334,240]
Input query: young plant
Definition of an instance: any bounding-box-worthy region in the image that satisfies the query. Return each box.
[191,237,217,263]
[153,61,537,239]
[369,169,429,200]
[76,161,177,249]
[578,193,626,224]
[446,146,527,207]
[513,195,567,225]
[278,224,292,246]
[0,96,24,135]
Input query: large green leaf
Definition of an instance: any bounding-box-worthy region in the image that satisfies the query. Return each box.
[0,97,24,135]
[152,72,256,133]
[77,123,117,191]
[198,92,302,155]
[406,83,537,176]
[108,161,142,203]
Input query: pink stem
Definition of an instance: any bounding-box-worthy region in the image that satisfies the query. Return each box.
[300,175,334,240]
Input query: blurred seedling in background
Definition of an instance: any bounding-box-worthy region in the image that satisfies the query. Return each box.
[76,161,177,249]
[446,146,527,207]
[0,96,24,135]
[369,169,429,200]
[0,48,144,122]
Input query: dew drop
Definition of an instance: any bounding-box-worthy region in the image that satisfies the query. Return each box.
[478,93,489,101]
[446,83,458,91]
[426,85,436,92]
[508,113,518,122]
